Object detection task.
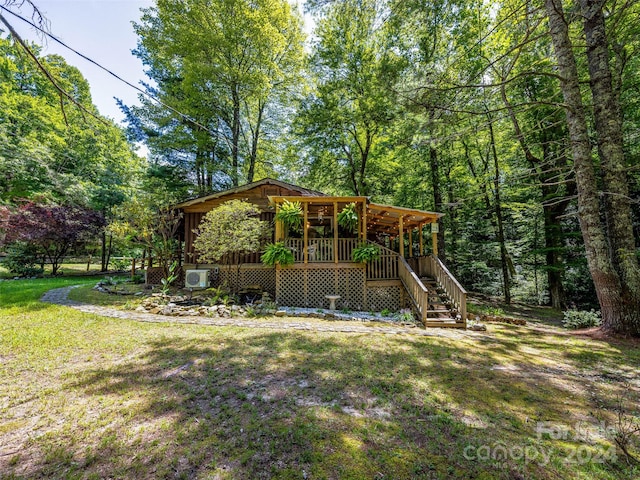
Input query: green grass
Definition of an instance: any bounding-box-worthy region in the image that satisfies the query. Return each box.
[1,278,638,479]
[0,261,126,279]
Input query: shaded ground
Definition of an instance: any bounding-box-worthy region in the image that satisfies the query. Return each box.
[0,278,638,479]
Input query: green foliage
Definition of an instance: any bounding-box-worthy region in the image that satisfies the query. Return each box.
[160,261,180,295]
[337,203,359,233]
[352,243,380,263]
[0,36,141,207]
[129,0,305,187]
[380,308,392,317]
[194,200,268,264]
[562,310,602,329]
[110,258,130,272]
[261,242,295,267]
[3,242,43,277]
[274,200,303,235]
[395,308,415,323]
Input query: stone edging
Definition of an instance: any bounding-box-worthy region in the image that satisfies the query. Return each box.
[40,286,471,338]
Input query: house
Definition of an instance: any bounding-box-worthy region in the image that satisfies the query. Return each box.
[173,178,467,328]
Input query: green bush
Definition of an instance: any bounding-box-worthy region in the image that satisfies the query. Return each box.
[562,309,602,329]
[3,242,44,276]
[261,242,295,267]
[352,243,380,263]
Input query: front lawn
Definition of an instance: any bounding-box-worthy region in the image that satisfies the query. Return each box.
[0,277,638,479]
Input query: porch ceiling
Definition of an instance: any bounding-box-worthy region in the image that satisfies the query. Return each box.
[366,202,442,235]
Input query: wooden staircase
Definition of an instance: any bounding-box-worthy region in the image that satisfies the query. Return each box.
[421,276,465,328]
[405,255,467,329]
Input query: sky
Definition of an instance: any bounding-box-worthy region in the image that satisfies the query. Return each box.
[5,0,154,123]
[4,0,312,125]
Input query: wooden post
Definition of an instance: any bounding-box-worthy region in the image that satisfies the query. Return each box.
[419,223,424,256]
[131,257,136,278]
[275,201,282,241]
[362,200,367,243]
[431,222,439,256]
[408,228,413,258]
[303,202,308,264]
[333,201,338,263]
[399,215,404,257]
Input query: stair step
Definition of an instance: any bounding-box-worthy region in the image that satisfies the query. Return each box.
[424,321,466,328]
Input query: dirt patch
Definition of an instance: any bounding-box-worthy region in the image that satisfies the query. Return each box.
[569,327,640,346]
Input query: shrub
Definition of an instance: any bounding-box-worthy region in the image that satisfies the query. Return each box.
[352,243,380,263]
[562,309,602,329]
[261,242,295,267]
[3,242,44,276]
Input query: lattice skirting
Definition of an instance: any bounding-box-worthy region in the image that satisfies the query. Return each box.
[276,265,367,310]
[179,264,276,294]
[146,266,185,287]
[364,281,410,312]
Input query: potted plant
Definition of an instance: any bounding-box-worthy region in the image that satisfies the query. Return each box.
[337,202,359,234]
[274,200,303,236]
[352,243,380,263]
[261,242,295,267]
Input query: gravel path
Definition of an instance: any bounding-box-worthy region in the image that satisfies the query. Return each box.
[40,286,469,338]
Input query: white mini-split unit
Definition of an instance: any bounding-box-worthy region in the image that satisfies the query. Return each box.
[185,269,210,289]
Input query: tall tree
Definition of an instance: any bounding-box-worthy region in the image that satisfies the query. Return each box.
[544,0,640,335]
[297,0,404,196]
[130,0,305,191]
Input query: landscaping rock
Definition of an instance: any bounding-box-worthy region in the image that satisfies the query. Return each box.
[470,323,487,331]
[275,310,286,317]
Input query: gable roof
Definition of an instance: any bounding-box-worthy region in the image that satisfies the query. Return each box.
[174,178,326,209]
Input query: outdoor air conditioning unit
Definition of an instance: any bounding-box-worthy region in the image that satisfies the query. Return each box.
[185,269,210,289]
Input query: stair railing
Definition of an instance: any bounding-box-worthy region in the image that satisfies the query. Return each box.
[398,255,429,325]
[421,255,467,326]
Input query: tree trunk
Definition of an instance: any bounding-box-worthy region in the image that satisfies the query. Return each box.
[247,101,265,184]
[487,115,511,304]
[101,231,106,271]
[545,0,639,335]
[231,85,240,187]
[578,0,640,333]
[429,145,446,262]
[501,83,568,309]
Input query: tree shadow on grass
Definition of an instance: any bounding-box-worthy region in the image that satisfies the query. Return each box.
[3,327,636,479]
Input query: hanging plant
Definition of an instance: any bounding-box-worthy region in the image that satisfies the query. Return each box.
[337,202,359,233]
[275,200,303,235]
[352,243,380,263]
[261,242,295,267]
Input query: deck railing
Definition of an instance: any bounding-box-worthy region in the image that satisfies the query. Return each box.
[398,255,429,324]
[417,255,467,325]
[285,238,359,263]
[366,242,399,280]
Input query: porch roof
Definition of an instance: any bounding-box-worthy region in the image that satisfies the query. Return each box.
[366,202,442,234]
[267,195,443,235]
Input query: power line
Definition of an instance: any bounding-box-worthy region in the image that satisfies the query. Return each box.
[0,4,215,135]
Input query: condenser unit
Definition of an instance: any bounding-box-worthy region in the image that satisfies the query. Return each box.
[184,269,210,289]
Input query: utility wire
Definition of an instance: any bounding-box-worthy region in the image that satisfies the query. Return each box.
[0,4,215,135]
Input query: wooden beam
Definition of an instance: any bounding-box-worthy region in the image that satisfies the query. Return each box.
[419,223,424,256]
[399,215,404,257]
[275,201,282,241]
[431,222,438,256]
[333,201,338,263]
[270,195,368,204]
[361,199,367,242]
[303,202,308,264]
[408,228,413,258]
